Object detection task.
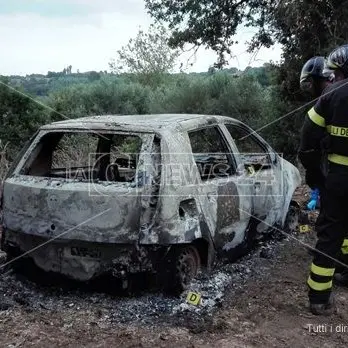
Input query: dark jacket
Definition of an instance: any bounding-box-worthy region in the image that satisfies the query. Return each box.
[299,79,348,188]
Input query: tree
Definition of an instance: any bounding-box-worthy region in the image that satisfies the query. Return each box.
[145,0,272,68]
[109,23,180,85]
[88,71,101,82]
[0,77,48,159]
[208,66,216,75]
[145,0,348,96]
[266,0,348,101]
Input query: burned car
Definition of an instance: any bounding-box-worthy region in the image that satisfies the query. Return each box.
[1,114,301,291]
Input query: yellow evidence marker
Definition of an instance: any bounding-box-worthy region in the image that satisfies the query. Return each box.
[299,225,310,233]
[247,165,255,176]
[186,291,202,305]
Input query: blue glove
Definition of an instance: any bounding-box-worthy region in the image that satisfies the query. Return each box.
[307,188,320,211]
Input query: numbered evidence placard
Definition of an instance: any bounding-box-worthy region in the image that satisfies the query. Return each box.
[186,291,202,305]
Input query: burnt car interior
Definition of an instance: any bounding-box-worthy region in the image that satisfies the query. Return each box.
[19,131,142,183]
[224,124,273,172]
[189,126,236,180]
[188,125,273,181]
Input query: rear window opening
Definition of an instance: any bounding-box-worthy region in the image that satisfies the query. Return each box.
[19,131,142,183]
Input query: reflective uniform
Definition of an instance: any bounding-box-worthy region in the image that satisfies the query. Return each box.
[299,78,348,304]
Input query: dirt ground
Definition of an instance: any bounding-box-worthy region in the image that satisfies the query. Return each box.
[1,187,348,348]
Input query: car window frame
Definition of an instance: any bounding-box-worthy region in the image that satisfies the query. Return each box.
[223,122,276,169]
[12,129,148,183]
[187,124,238,181]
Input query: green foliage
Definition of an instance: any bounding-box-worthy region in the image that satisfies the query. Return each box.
[0,64,298,166]
[145,0,348,101]
[0,77,49,160]
[245,66,271,86]
[145,0,272,67]
[48,78,152,120]
[117,136,142,156]
[260,85,303,162]
[265,0,348,101]
[109,23,180,86]
[47,69,295,157]
[146,72,268,127]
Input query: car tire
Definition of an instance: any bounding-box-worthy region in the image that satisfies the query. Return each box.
[163,245,201,295]
[284,202,300,234]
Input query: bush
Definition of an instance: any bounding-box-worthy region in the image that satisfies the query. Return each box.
[1,71,302,171]
[48,78,152,119]
[48,72,302,161]
[0,77,49,160]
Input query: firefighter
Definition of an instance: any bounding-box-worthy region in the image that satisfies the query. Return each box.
[300,55,348,278]
[299,56,334,206]
[299,56,348,282]
[300,56,333,98]
[299,44,348,315]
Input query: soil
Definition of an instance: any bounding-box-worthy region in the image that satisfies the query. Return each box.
[1,186,348,348]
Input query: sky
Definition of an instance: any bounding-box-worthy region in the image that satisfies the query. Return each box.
[0,0,283,76]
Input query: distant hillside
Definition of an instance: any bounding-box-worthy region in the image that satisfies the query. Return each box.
[3,65,272,97]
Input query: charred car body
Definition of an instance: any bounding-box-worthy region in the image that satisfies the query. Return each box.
[1,114,301,291]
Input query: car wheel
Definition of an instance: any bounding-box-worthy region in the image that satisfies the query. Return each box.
[163,245,200,294]
[284,202,300,234]
[176,245,200,289]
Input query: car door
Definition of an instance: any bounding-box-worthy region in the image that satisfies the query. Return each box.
[187,125,253,257]
[223,122,283,233]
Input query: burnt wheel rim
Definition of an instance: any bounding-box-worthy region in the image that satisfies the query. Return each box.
[176,246,199,288]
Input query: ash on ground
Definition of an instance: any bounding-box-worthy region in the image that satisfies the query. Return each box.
[0,233,293,329]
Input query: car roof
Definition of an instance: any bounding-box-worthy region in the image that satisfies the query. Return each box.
[40,114,245,133]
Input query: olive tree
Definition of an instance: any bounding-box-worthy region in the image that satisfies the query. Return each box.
[109,23,180,86]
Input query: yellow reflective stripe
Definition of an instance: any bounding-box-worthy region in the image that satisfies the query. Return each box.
[308,108,326,127]
[328,154,348,166]
[307,277,333,291]
[341,246,348,255]
[311,263,335,277]
[326,60,339,69]
[342,240,348,254]
[328,125,348,138]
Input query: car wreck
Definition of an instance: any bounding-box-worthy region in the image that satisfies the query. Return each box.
[1,114,301,292]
